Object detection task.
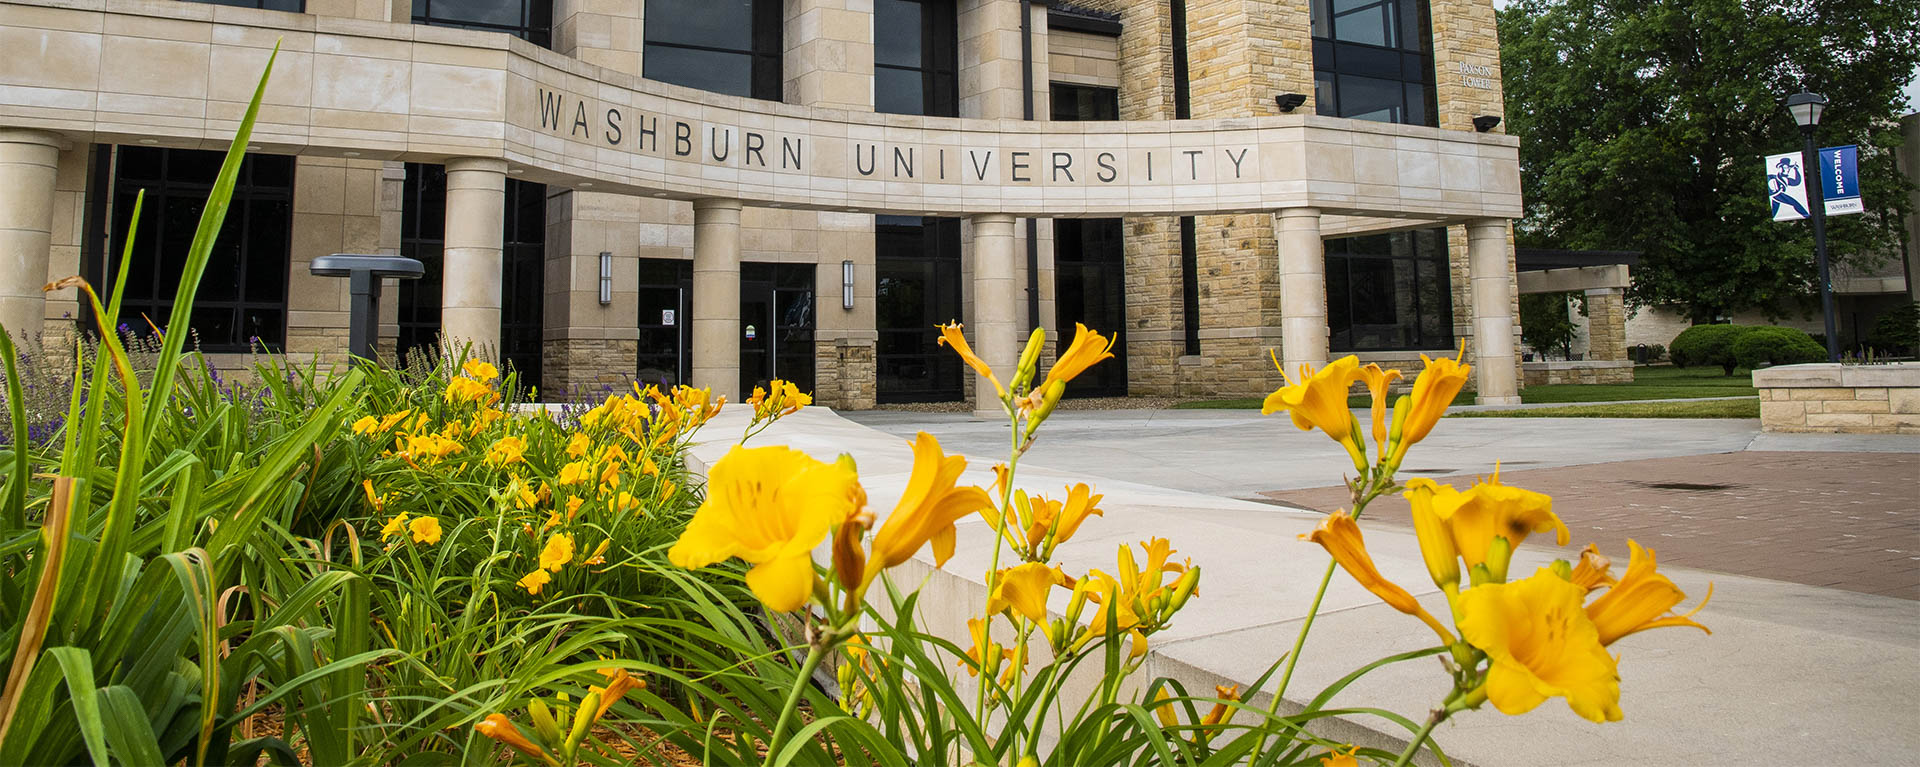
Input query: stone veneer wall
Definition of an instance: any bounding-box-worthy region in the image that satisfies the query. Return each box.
[1754,363,1920,434]
[1522,361,1633,386]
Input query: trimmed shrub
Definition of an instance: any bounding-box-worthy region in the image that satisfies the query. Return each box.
[1732,326,1826,369]
[1669,324,1749,375]
[1868,302,1920,355]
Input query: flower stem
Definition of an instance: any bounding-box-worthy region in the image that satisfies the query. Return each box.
[764,642,827,767]
[1390,708,1448,767]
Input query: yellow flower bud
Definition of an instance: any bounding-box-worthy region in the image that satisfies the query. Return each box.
[566,690,601,755]
[528,699,562,744]
[1025,379,1067,437]
[1165,566,1201,616]
[1013,327,1047,392]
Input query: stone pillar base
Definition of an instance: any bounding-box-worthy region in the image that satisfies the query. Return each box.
[544,337,641,401]
[813,337,876,410]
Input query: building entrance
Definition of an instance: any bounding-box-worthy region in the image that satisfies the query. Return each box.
[635,258,692,388]
[740,262,816,396]
[1054,218,1128,396]
[876,216,965,403]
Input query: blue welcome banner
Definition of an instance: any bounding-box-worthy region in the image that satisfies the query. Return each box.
[1818,144,1862,216]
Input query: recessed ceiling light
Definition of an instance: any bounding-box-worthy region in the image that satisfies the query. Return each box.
[343,150,361,157]
[579,182,594,188]
[138,139,158,145]
[246,145,260,151]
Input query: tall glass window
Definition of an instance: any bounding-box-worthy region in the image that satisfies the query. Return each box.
[875,216,963,402]
[1310,0,1435,126]
[413,0,553,47]
[875,0,958,116]
[1325,228,1454,352]
[102,146,292,352]
[643,0,783,100]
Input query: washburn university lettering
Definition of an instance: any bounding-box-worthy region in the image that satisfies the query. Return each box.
[533,88,1258,185]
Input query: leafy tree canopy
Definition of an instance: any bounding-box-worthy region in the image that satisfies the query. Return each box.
[1498,0,1920,323]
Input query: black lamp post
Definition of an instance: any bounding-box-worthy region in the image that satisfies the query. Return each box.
[1785,90,1840,362]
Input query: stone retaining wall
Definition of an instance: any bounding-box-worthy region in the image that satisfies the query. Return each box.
[1523,359,1634,386]
[1753,363,1920,434]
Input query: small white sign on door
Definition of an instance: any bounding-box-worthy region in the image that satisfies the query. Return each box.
[662,309,676,326]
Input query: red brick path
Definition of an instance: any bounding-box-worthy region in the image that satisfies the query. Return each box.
[1259,452,1920,600]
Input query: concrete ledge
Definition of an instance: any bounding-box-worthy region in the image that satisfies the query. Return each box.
[1522,359,1634,386]
[1753,363,1920,434]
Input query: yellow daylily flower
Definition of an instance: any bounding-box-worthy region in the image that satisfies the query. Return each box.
[1081,538,1190,659]
[611,491,641,514]
[667,445,861,612]
[379,512,411,542]
[1303,511,1455,644]
[583,539,611,566]
[539,533,575,572]
[462,359,500,381]
[409,516,443,545]
[1457,569,1622,723]
[989,562,1067,622]
[1435,470,1568,583]
[1262,354,1366,468]
[1318,746,1360,767]
[936,322,1005,399]
[960,617,1019,684]
[556,461,591,486]
[444,376,497,406]
[566,432,590,458]
[1357,363,1402,450]
[474,713,555,766]
[589,667,645,722]
[1043,323,1116,390]
[485,435,527,466]
[1196,684,1241,744]
[362,479,385,512]
[1404,478,1461,590]
[351,415,379,435]
[517,569,552,596]
[1389,345,1471,466]
[1568,544,1615,593]
[565,495,584,519]
[861,432,994,585]
[1584,540,1710,646]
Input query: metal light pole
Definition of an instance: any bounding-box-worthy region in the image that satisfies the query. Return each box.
[1785,90,1840,362]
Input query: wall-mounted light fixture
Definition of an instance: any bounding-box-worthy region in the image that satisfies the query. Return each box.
[598,251,613,306]
[1472,115,1502,133]
[1274,93,1307,112]
[841,260,856,310]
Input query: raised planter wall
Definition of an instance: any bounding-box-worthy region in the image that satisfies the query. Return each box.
[1522,359,1634,386]
[1752,363,1920,434]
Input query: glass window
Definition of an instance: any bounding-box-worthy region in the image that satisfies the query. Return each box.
[1325,228,1454,352]
[414,0,553,46]
[1310,0,1435,127]
[875,215,963,402]
[875,0,958,116]
[643,0,783,100]
[100,146,293,352]
[1049,83,1119,121]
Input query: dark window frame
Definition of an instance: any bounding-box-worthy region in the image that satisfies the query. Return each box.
[1325,228,1455,353]
[1049,83,1119,121]
[413,0,553,48]
[397,163,547,385]
[642,0,784,101]
[874,0,959,117]
[875,215,964,402]
[1310,0,1437,127]
[98,146,294,353]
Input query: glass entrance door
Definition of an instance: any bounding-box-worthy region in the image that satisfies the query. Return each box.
[876,215,964,403]
[636,258,692,388]
[1054,218,1128,397]
[739,262,816,395]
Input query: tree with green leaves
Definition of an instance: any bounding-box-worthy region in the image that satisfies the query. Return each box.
[1498,0,1920,323]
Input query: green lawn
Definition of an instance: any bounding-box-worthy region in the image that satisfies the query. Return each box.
[1171,364,1757,411]
[1456,398,1760,419]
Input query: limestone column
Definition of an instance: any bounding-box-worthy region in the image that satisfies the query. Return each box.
[441,158,507,356]
[1467,218,1520,404]
[970,214,1018,418]
[0,129,63,343]
[1276,207,1327,376]
[691,198,743,402]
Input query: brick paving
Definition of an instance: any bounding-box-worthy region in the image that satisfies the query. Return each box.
[1259,451,1920,600]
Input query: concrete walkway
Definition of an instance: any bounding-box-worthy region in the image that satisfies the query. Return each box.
[695,408,1920,766]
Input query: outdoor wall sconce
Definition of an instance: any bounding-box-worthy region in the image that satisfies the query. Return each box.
[842,260,856,310]
[1275,93,1307,112]
[1472,115,1502,132]
[309,253,424,363]
[598,251,613,306]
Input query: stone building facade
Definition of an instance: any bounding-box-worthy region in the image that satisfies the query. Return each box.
[0,0,1529,413]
